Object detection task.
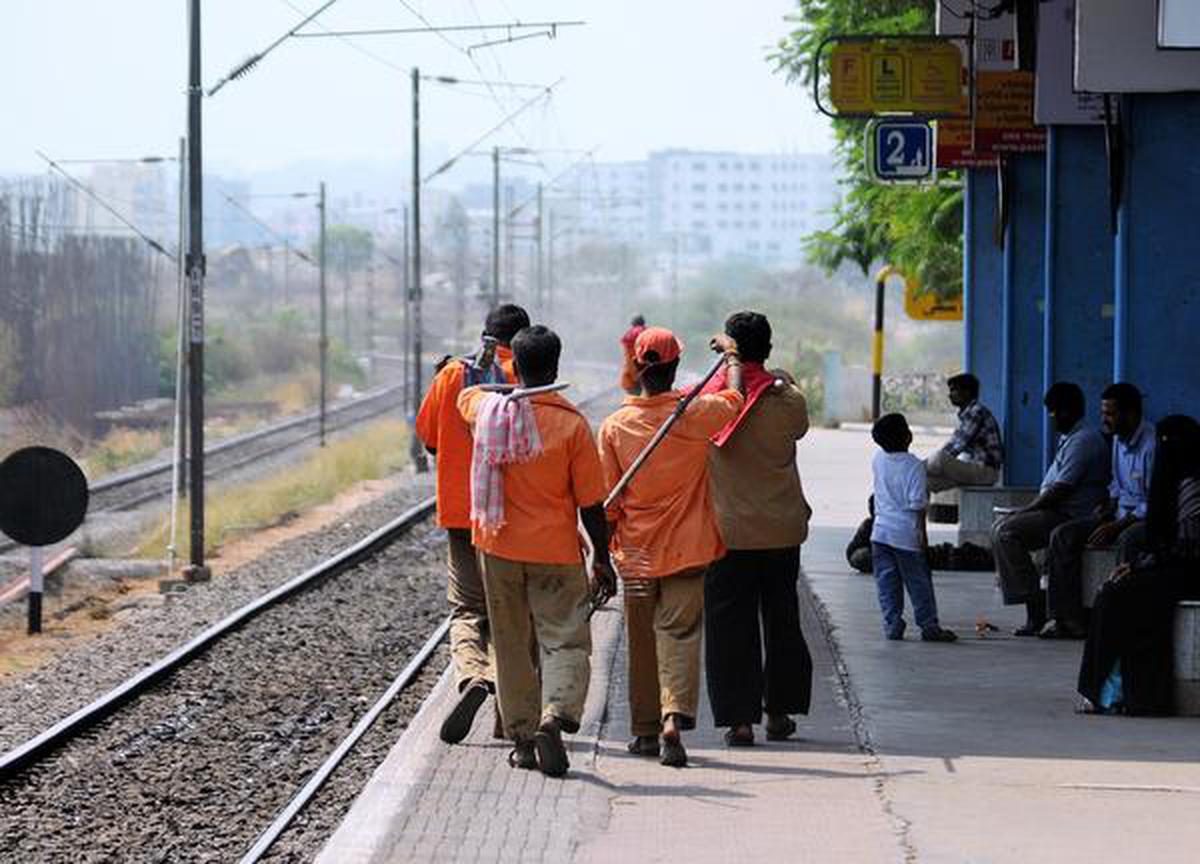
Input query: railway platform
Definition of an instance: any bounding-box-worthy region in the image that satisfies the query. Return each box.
[319,429,1200,863]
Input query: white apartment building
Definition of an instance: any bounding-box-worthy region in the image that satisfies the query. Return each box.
[552,149,840,267]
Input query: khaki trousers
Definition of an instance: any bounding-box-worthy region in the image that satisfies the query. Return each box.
[925,450,999,493]
[446,528,492,691]
[480,553,592,740]
[624,568,705,737]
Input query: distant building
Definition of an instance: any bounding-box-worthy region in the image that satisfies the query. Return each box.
[553,149,840,267]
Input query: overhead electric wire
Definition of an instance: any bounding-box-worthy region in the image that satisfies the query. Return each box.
[220,192,317,265]
[209,0,344,95]
[423,79,564,183]
[280,0,409,76]
[291,20,584,38]
[34,151,175,260]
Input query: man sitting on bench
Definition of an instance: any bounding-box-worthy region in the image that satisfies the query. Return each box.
[925,373,1004,493]
[1041,382,1155,639]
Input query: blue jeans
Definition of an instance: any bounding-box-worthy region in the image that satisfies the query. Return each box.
[871,543,940,637]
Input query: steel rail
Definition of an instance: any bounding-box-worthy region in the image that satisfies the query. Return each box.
[0,497,434,782]
[240,616,452,863]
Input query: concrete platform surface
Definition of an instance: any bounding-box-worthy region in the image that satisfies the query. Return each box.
[318,429,1200,863]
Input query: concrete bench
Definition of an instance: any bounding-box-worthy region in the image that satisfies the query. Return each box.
[928,488,959,524]
[960,486,1038,548]
[1175,602,1200,716]
[1081,548,1119,609]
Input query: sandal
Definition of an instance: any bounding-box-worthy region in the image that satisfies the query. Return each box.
[660,731,687,768]
[723,726,755,747]
[765,716,797,741]
[508,739,537,769]
[627,735,661,757]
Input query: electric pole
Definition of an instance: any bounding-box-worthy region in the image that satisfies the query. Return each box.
[185,0,209,581]
[410,68,428,473]
[547,209,555,314]
[535,182,544,308]
[318,181,328,447]
[492,145,500,305]
[401,204,411,416]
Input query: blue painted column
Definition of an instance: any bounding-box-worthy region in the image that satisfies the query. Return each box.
[964,167,1004,410]
[1043,125,1114,453]
[1001,154,1047,487]
[1117,93,1200,418]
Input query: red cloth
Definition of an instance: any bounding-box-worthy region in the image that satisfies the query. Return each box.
[700,361,777,447]
[620,324,646,348]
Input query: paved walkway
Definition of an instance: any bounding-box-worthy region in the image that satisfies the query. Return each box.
[319,429,1200,863]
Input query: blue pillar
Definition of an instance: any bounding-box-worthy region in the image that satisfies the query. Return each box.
[1044,125,1114,447]
[1001,154,1046,487]
[1118,93,1200,418]
[964,167,1004,412]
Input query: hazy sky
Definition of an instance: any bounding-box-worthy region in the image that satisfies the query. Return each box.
[4,1,832,182]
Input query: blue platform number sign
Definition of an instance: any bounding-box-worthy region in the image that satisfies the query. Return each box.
[872,121,934,182]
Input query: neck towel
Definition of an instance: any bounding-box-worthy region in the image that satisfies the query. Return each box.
[700,360,776,447]
[470,392,544,534]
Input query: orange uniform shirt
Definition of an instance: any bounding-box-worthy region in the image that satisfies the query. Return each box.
[458,388,607,565]
[415,347,515,529]
[598,389,743,579]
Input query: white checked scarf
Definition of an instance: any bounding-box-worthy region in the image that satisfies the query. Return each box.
[470,392,544,535]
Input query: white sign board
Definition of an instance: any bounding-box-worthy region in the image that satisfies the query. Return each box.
[1036,0,1106,124]
[1159,0,1200,48]
[1076,0,1200,92]
[936,0,1017,70]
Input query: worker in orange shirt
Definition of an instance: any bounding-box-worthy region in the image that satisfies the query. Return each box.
[598,327,744,767]
[619,314,647,395]
[415,304,529,745]
[458,324,615,778]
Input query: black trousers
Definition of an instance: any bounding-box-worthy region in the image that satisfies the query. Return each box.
[704,546,813,727]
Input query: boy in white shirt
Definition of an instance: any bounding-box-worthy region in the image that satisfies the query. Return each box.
[870,414,957,642]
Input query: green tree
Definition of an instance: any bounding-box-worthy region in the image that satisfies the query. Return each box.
[771,0,963,297]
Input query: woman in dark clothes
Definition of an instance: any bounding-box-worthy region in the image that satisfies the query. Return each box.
[1077,415,1200,715]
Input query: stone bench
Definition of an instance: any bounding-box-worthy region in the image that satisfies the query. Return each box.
[1175,602,1200,716]
[960,486,1038,548]
[1081,547,1119,609]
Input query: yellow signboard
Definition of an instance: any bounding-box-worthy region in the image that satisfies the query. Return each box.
[829,39,964,116]
[904,282,964,321]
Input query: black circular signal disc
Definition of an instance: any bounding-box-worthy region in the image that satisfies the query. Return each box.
[0,446,89,547]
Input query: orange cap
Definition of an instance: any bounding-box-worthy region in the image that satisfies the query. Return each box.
[634,326,683,365]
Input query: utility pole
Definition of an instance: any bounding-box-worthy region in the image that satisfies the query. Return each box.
[410,68,428,473]
[535,182,544,308]
[184,0,209,581]
[547,209,555,314]
[505,185,514,298]
[401,205,411,416]
[318,181,328,446]
[366,258,376,356]
[492,145,500,305]
[173,136,188,505]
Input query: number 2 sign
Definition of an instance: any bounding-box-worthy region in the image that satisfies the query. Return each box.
[867,120,935,184]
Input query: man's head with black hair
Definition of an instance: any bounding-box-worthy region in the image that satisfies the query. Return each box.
[640,359,679,396]
[483,304,531,346]
[1043,381,1086,434]
[511,325,561,387]
[1100,381,1143,440]
[946,372,980,408]
[630,314,646,327]
[724,311,771,363]
[871,413,912,454]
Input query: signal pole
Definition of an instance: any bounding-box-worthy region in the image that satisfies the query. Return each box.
[318,181,328,446]
[184,0,209,581]
[410,68,428,473]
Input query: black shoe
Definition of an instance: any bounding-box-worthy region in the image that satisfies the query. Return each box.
[1015,597,1046,636]
[439,681,489,744]
[508,739,537,770]
[1038,619,1087,640]
[921,626,958,643]
[765,715,797,741]
[534,718,570,778]
[627,735,661,757]
[660,733,687,768]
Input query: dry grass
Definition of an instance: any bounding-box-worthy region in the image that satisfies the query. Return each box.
[135,419,410,560]
[84,427,169,476]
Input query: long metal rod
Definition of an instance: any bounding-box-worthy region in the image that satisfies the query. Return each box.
[318,182,329,446]
[872,271,885,421]
[492,146,501,304]
[603,356,726,510]
[238,617,451,864]
[292,20,586,38]
[186,0,208,579]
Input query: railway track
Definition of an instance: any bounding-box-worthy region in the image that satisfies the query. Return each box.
[0,386,618,863]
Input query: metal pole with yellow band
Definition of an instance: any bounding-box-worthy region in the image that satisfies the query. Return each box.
[872,265,901,420]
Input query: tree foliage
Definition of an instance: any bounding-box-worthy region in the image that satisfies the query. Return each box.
[771,0,963,297]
